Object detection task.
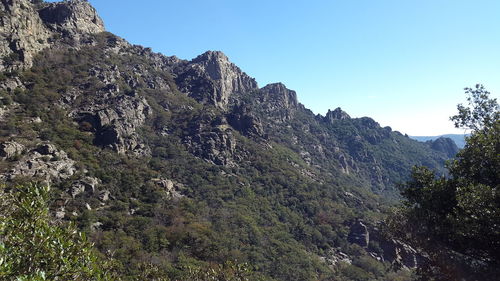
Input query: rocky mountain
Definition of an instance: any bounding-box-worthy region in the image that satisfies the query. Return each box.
[423,137,460,158]
[0,1,454,280]
[411,134,468,148]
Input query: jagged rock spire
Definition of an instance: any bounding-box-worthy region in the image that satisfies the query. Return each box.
[325,107,351,123]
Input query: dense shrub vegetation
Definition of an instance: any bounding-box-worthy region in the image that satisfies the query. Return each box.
[389,85,499,280]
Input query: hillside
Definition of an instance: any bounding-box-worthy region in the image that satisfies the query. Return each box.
[0,1,455,280]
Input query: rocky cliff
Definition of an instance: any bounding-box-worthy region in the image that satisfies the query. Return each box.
[174,50,258,109]
[0,0,103,71]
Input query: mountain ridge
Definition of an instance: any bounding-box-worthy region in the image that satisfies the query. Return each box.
[411,134,468,148]
[0,1,457,279]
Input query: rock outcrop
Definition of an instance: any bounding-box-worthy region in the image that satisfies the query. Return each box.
[0,0,51,71]
[184,125,238,166]
[426,137,459,158]
[227,103,265,137]
[150,178,183,199]
[325,107,351,123]
[255,83,299,123]
[0,141,24,160]
[174,51,258,109]
[0,0,104,71]
[347,221,424,269]
[2,143,77,183]
[38,0,104,35]
[61,65,152,155]
[347,220,370,248]
[259,83,298,110]
[320,248,352,268]
[70,176,100,198]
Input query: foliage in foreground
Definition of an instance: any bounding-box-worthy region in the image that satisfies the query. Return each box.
[0,183,261,281]
[389,84,499,280]
[0,183,115,280]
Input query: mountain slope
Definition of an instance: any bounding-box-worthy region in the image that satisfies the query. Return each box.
[0,1,454,280]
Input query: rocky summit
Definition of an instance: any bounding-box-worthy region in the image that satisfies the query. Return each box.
[0,1,460,280]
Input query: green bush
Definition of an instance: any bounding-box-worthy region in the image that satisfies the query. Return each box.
[0,183,116,280]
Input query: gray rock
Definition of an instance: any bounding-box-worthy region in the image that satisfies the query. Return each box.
[345,222,423,269]
[348,220,370,248]
[90,221,102,231]
[260,83,298,111]
[175,51,258,109]
[98,190,110,201]
[325,107,351,123]
[150,178,184,199]
[376,237,421,269]
[55,207,65,219]
[426,137,459,158]
[71,183,85,199]
[0,77,25,92]
[338,154,350,174]
[5,143,77,183]
[61,65,152,155]
[0,0,51,71]
[151,178,174,191]
[255,83,299,123]
[320,248,352,268]
[185,126,237,166]
[227,104,265,137]
[70,176,100,198]
[0,141,24,160]
[0,0,104,71]
[38,0,105,35]
[35,143,57,155]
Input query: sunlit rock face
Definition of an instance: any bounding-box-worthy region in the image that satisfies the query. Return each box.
[0,0,104,72]
[175,50,258,109]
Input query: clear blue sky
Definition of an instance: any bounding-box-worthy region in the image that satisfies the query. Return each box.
[81,0,499,135]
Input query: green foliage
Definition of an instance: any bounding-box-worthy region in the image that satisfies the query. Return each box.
[390,86,500,280]
[450,84,499,131]
[0,183,115,280]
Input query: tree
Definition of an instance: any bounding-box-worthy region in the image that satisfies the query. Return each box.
[0,183,116,281]
[388,85,499,280]
[450,84,499,132]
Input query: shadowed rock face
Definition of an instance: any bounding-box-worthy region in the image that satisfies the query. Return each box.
[64,89,152,156]
[347,221,425,269]
[348,220,370,248]
[426,137,459,158]
[227,104,265,137]
[174,51,258,109]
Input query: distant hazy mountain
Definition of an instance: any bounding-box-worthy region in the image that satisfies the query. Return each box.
[411,134,468,148]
